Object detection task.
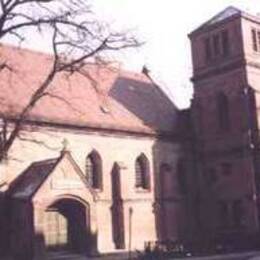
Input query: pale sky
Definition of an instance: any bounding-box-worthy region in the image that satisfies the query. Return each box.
[92,0,260,108]
[6,1,260,108]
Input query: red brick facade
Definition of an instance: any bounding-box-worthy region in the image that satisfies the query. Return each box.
[189,6,260,245]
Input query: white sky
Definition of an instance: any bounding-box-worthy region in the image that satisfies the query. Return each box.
[5,1,260,108]
[92,0,260,108]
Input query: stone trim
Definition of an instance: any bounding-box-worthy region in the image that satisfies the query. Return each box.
[191,58,245,83]
[192,58,260,84]
[1,117,184,142]
[97,198,154,203]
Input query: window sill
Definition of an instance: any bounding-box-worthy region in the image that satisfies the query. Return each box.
[135,187,150,193]
[92,187,103,192]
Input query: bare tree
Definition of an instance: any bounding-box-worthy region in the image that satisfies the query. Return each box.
[0,0,141,161]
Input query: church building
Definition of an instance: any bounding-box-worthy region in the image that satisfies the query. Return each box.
[1,5,260,259]
[0,45,194,258]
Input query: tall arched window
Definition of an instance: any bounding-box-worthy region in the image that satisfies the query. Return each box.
[85,150,102,190]
[218,201,229,228]
[159,163,171,199]
[111,163,125,249]
[177,160,187,194]
[195,102,203,134]
[135,154,150,190]
[217,92,230,131]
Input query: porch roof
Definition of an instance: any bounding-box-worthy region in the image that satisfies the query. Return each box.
[8,151,94,200]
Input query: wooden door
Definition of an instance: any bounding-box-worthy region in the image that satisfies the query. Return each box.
[44,210,68,250]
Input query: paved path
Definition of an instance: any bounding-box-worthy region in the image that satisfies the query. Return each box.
[47,251,130,259]
[174,251,260,260]
[3,251,260,259]
[43,250,260,260]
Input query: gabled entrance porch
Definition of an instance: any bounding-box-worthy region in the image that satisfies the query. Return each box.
[7,151,98,260]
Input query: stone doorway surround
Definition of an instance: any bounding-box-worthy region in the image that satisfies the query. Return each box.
[7,151,98,260]
[43,198,90,254]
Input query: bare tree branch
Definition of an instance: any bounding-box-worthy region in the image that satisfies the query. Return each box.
[0,0,141,161]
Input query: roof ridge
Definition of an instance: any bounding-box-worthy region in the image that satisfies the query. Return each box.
[0,43,178,135]
[0,42,53,59]
[189,6,242,35]
[0,43,149,81]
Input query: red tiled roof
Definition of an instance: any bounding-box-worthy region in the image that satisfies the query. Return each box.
[0,44,178,135]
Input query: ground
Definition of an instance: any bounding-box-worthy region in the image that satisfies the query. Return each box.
[3,250,260,260]
[45,251,260,260]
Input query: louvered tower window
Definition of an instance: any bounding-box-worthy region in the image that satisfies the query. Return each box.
[217,92,230,131]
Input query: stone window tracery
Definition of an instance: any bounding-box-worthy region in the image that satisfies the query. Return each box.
[251,28,260,52]
[85,150,103,190]
[135,154,150,190]
[204,30,230,62]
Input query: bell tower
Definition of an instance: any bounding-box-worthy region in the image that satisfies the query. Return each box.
[189,6,260,240]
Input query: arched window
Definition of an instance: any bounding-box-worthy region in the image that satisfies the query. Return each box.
[218,201,229,228]
[233,200,243,227]
[177,160,187,194]
[85,150,102,189]
[111,163,125,249]
[135,154,150,190]
[217,93,230,131]
[195,102,203,134]
[159,163,171,198]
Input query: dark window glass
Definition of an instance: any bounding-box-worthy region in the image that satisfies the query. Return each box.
[159,163,171,198]
[222,163,232,176]
[204,168,217,186]
[204,37,212,61]
[177,160,187,194]
[196,102,203,132]
[217,93,230,131]
[0,134,3,152]
[213,34,220,56]
[221,30,230,56]
[233,200,243,227]
[252,29,258,51]
[111,163,125,249]
[86,151,102,189]
[257,31,260,51]
[86,156,94,185]
[135,154,150,190]
[218,201,229,227]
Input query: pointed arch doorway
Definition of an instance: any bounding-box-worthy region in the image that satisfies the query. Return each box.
[9,153,98,259]
[43,198,90,254]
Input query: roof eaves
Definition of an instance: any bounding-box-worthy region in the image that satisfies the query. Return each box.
[2,115,168,137]
[240,11,260,25]
[9,156,61,200]
[28,154,64,199]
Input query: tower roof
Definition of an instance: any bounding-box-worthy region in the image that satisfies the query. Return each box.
[189,6,242,36]
[203,6,241,26]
